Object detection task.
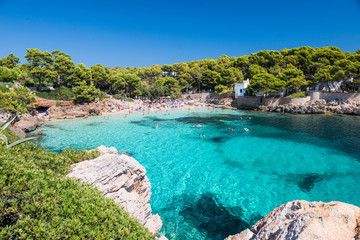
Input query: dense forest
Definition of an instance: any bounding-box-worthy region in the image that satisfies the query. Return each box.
[1,47,360,104]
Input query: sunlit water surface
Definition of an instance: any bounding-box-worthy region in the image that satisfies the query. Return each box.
[35,109,360,240]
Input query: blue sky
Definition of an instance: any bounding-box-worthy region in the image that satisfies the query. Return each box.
[0,0,359,67]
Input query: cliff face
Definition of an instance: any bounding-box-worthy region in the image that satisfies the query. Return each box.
[67,146,163,235]
[226,200,360,240]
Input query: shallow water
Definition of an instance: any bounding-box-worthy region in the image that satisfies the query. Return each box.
[35,109,360,240]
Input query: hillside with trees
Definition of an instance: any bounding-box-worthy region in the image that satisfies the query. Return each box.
[1,47,360,105]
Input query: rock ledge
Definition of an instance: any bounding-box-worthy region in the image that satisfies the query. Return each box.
[226,200,360,240]
[67,146,163,236]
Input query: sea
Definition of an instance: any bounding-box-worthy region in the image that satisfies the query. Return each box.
[35,108,360,240]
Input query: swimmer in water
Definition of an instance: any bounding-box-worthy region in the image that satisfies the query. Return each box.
[155,125,158,128]
[244,128,249,131]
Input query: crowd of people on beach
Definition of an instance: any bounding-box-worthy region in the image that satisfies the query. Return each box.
[108,98,207,114]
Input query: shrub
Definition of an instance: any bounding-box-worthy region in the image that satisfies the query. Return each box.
[215,84,232,94]
[0,129,154,239]
[288,92,306,98]
[0,82,14,89]
[0,66,18,82]
[114,93,124,100]
[0,85,36,113]
[96,90,109,101]
[72,81,98,104]
[36,86,74,101]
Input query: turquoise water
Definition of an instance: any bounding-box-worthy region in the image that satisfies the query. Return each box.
[35,109,360,240]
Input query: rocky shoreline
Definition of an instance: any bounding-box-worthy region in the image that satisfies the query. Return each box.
[3,102,360,239]
[5,95,359,140]
[256,99,360,115]
[226,200,360,240]
[67,146,167,239]
[0,98,125,138]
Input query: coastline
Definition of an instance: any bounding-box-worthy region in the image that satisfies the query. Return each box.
[14,101,360,240]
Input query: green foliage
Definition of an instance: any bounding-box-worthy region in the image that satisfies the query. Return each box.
[246,64,267,79]
[288,92,306,98]
[313,67,332,83]
[123,74,142,97]
[218,68,243,89]
[0,83,14,90]
[91,64,110,89]
[36,86,74,101]
[0,116,37,148]
[52,50,75,87]
[279,65,307,89]
[111,73,127,93]
[25,49,58,88]
[113,93,125,100]
[0,66,19,82]
[0,129,154,239]
[2,46,360,101]
[0,54,20,69]
[69,63,92,85]
[201,70,219,90]
[72,81,98,104]
[249,73,286,94]
[96,90,109,100]
[214,84,232,94]
[0,86,36,113]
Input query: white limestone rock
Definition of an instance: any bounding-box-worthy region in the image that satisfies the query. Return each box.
[67,145,163,235]
[226,200,360,240]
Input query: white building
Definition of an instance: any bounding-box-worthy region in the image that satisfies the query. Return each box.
[313,78,353,92]
[162,71,179,77]
[234,79,250,98]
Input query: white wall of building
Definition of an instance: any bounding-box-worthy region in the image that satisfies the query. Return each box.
[234,79,250,98]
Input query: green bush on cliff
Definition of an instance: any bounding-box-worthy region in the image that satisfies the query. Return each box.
[288,92,306,98]
[0,130,154,239]
[0,85,36,113]
[36,86,74,101]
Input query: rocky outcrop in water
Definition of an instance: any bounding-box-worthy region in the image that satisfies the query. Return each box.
[67,146,164,236]
[259,99,360,115]
[226,200,360,240]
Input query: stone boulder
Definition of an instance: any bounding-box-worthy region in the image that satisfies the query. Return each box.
[226,200,360,240]
[13,114,43,132]
[9,126,26,138]
[34,97,56,108]
[67,146,163,235]
[0,110,12,123]
[48,102,109,119]
[59,101,74,107]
